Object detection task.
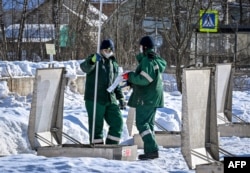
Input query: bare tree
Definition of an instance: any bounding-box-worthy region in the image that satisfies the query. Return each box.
[162,0,206,92]
[1,0,250,67]
[102,0,204,92]
[105,0,250,93]
[53,0,100,60]
[102,0,146,70]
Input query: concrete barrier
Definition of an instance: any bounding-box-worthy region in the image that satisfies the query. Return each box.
[0,77,35,96]
[0,75,86,96]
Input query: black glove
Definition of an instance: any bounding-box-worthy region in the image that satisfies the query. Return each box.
[126,81,132,87]
[119,99,126,110]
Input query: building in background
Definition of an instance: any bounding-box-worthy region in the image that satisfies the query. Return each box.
[0,0,108,61]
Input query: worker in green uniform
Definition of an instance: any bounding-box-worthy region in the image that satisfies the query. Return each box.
[80,39,126,145]
[122,35,167,160]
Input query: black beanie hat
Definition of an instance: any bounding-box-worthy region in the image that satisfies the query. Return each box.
[140,36,154,49]
[100,39,114,51]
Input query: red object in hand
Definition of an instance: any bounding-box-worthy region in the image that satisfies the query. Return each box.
[122,73,129,80]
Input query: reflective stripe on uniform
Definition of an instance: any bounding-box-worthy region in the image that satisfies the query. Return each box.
[93,138,103,144]
[154,64,159,70]
[140,71,153,83]
[140,129,151,138]
[107,135,120,142]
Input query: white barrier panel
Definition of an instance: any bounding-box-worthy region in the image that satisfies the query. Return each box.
[215,63,233,124]
[215,64,250,137]
[28,68,66,149]
[181,68,219,170]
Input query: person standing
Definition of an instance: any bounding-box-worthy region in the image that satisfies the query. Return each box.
[122,35,167,160]
[80,39,126,145]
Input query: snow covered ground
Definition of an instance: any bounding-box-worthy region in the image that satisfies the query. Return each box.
[0,60,250,173]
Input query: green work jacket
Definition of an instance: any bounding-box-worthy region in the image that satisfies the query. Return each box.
[127,50,167,107]
[80,54,124,104]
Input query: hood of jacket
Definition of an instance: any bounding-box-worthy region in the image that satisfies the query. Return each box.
[136,49,166,73]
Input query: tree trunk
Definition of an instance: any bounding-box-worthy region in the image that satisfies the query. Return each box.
[17,0,28,61]
[0,0,7,60]
[176,54,182,93]
[53,0,61,61]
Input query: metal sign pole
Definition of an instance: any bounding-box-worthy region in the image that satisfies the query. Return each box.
[91,0,103,144]
[142,17,170,54]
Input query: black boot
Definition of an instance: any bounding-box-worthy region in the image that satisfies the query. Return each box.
[138,151,159,160]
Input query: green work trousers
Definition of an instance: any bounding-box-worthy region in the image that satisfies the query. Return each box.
[135,105,159,154]
[85,100,123,144]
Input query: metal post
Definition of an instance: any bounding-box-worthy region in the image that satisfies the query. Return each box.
[155,26,158,53]
[206,32,210,65]
[92,0,103,145]
[195,31,197,65]
[142,17,168,54]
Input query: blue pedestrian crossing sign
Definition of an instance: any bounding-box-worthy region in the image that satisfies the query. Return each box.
[199,10,218,32]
